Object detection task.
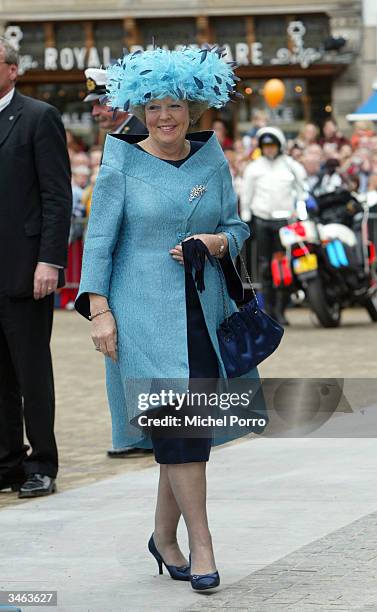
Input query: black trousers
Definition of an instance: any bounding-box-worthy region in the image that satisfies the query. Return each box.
[252,215,287,290]
[0,293,58,479]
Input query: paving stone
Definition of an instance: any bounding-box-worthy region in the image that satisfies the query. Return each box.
[185,509,377,611]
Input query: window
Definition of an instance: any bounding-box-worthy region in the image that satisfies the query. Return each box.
[55,23,85,50]
[140,19,197,49]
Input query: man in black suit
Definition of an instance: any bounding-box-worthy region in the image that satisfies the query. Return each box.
[0,38,71,497]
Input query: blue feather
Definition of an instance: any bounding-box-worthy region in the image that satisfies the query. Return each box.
[106,46,239,110]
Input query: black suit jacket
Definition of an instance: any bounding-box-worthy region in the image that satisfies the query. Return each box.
[117,114,148,135]
[0,90,72,297]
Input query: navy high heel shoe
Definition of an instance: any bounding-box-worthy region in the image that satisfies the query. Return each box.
[148,534,190,581]
[189,554,220,591]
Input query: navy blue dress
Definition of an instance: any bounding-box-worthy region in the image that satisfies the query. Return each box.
[134,141,219,463]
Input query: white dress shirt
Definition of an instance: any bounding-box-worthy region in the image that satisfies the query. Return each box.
[0,87,15,112]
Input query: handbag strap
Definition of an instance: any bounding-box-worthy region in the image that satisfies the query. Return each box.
[217,262,230,320]
[227,231,259,305]
[217,231,259,322]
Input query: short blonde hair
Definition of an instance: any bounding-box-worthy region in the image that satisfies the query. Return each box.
[131,100,208,127]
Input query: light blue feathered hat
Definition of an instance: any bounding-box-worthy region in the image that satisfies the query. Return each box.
[104,45,241,111]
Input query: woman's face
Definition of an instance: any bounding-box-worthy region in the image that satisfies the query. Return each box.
[145,97,190,148]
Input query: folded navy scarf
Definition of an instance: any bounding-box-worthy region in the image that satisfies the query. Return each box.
[182,238,215,293]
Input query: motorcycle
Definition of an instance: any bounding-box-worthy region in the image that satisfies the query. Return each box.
[276,189,377,328]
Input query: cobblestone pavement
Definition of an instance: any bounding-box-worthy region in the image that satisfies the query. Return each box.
[0,309,155,511]
[0,306,375,512]
[0,306,376,611]
[184,510,377,612]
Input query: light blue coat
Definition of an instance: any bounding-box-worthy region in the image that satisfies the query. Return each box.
[75,131,265,450]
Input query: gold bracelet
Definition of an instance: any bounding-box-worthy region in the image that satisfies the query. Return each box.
[89,308,112,321]
[215,233,226,258]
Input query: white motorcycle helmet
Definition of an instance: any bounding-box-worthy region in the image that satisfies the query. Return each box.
[257,126,287,157]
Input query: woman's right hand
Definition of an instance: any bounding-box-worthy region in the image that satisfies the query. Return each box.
[91,311,118,362]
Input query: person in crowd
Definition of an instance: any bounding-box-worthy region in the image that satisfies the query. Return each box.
[72,151,90,168]
[66,129,86,162]
[241,126,307,326]
[296,122,320,148]
[211,118,233,149]
[348,147,372,193]
[306,142,324,160]
[82,166,100,218]
[75,45,267,592]
[367,134,377,154]
[312,158,343,196]
[246,108,268,138]
[89,145,103,169]
[319,117,349,149]
[59,166,88,311]
[84,67,148,137]
[350,120,375,150]
[301,152,322,191]
[223,147,245,202]
[289,142,304,163]
[338,143,353,169]
[0,37,71,497]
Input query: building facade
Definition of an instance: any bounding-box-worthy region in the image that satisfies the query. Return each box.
[0,0,363,137]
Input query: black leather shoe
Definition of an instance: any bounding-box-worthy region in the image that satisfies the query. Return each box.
[18,473,56,498]
[0,475,25,492]
[107,447,153,458]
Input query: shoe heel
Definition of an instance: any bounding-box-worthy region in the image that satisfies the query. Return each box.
[148,534,190,581]
[11,483,20,492]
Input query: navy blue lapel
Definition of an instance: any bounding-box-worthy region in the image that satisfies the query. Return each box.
[106,131,224,218]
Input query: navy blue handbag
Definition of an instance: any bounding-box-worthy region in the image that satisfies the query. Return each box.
[217,233,284,378]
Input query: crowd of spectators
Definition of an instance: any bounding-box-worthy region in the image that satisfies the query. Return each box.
[216,115,377,207]
[61,115,377,308]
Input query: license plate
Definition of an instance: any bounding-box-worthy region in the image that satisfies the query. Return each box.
[293,254,318,274]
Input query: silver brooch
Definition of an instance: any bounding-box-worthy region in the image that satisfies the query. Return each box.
[189,184,207,203]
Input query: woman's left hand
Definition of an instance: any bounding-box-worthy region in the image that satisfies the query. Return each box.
[169,234,227,265]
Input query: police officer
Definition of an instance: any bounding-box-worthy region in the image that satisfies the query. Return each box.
[241,127,307,325]
[84,67,148,136]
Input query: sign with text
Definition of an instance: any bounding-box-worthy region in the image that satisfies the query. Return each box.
[5,21,324,75]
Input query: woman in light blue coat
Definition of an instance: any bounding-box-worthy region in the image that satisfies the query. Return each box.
[75,45,266,591]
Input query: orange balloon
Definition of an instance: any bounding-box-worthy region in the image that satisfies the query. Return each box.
[264,79,286,108]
